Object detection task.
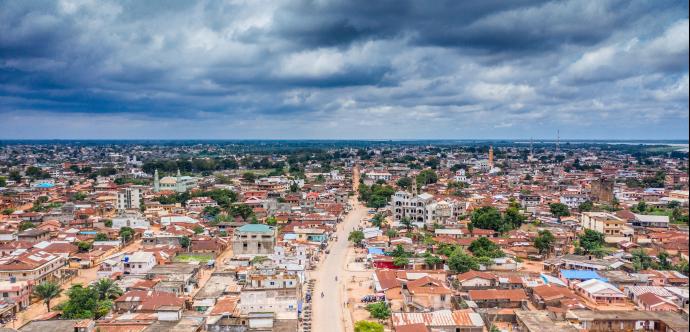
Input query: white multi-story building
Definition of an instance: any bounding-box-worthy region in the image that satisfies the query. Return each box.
[117,187,142,211]
[453,169,468,183]
[559,193,589,209]
[365,171,392,182]
[391,191,467,226]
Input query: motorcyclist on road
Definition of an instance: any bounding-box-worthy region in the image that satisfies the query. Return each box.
[335,276,338,281]
[321,292,324,298]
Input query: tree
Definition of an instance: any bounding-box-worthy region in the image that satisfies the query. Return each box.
[424,254,443,268]
[179,236,191,249]
[92,278,123,301]
[631,249,654,271]
[416,169,438,188]
[371,213,386,228]
[549,203,570,220]
[265,215,278,226]
[95,233,109,241]
[33,281,62,312]
[503,206,526,229]
[365,302,391,320]
[393,256,409,267]
[193,225,205,234]
[242,172,257,183]
[59,284,112,319]
[354,321,384,332]
[578,200,594,212]
[119,227,135,243]
[348,230,364,245]
[230,204,254,221]
[77,241,92,252]
[203,206,221,217]
[468,237,504,258]
[103,219,113,227]
[657,252,673,270]
[19,221,35,231]
[578,229,605,255]
[385,229,398,238]
[396,177,413,190]
[667,200,681,209]
[400,216,413,231]
[447,248,480,273]
[534,230,555,255]
[0,176,6,187]
[470,207,503,232]
[9,170,22,183]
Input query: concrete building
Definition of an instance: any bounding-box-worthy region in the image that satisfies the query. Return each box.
[154,169,198,193]
[116,187,142,211]
[232,224,276,256]
[580,212,627,237]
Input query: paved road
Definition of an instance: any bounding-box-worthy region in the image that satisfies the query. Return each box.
[310,199,367,332]
[311,166,365,332]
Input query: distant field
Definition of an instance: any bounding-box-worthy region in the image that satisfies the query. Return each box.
[174,253,214,262]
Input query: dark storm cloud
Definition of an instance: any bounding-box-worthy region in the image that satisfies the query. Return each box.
[0,0,687,139]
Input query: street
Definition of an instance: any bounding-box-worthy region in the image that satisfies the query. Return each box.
[310,165,366,332]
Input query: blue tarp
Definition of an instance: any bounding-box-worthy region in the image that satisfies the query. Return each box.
[368,247,384,255]
[560,270,608,282]
[283,233,298,240]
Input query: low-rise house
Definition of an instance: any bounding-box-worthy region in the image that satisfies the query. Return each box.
[565,309,688,332]
[573,279,626,304]
[402,276,453,311]
[123,251,157,275]
[114,290,185,314]
[632,214,670,228]
[455,271,497,290]
[467,289,528,308]
[391,309,484,332]
[636,292,680,312]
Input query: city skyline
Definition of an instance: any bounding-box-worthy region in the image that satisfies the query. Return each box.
[1,0,688,139]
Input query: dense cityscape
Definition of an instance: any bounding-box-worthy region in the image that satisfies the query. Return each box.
[0,140,687,332]
[1,0,688,331]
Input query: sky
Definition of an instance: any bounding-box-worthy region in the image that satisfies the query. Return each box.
[0,0,688,140]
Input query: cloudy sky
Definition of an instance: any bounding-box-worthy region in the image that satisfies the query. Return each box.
[1,0,688,139]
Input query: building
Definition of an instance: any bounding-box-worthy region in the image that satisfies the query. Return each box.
[573,279,626,304]
[116,187,142,211]
[560,193,589,209]
[0,280,31,311]
[632,214,669,228]
[580,212,627,237]
[153,169,198,193]
[401,276,453,311]
[232,224,276,256]
[0,250,66,283]
[111,213,150,229]
[519,194,541,208]
[365,171,392,182]
[123,251,157,275]
[391,309,484,332]
[391,191,465,225]
[467,289,528,308]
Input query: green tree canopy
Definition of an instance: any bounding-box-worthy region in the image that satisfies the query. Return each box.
[468,237,504,258]
[33,281,62,312]
[365,302,391,320]
[348,230,364,245]
[534,230,555,255]
[549,203,570,220]
[470,207,503,232]
[354,321,384,332]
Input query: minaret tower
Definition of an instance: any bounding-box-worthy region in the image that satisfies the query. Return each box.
[488,145,494,169]
[154,169,160,192]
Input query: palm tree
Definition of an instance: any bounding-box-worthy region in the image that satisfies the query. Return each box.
[400,216,413,232]
[33,281,62,312]
[92,278,123,301]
